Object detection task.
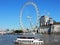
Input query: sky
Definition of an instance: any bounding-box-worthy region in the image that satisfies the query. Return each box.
[0,0,60,30]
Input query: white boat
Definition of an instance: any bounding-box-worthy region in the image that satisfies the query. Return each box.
[14,36,44,45]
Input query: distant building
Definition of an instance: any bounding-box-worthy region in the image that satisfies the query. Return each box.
[40,15,54,26]
[23,30,28,33]
[0,31,6,34]
[52,22,60,32]
[39,15,60,34]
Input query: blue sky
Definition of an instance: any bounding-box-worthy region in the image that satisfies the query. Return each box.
[0,0,60,30]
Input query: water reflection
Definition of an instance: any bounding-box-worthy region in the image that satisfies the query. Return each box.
[0,34,60,45]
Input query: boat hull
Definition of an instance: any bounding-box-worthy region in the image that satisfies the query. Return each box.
[14,38,44,45]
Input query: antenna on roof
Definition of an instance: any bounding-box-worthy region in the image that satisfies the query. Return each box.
[42,10,47,16]
[43,10,50,17]
[47,12,50,17]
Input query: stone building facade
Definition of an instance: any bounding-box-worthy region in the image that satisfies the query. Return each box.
[39,15,60,34]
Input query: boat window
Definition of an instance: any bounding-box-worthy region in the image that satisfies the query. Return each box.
[18,37,35,39]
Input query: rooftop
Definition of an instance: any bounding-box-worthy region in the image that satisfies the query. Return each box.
[53,22,60,25]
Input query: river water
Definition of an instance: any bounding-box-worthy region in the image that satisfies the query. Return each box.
[0,33,60,45]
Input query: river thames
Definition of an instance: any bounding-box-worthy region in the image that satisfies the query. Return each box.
[0,33,60,45]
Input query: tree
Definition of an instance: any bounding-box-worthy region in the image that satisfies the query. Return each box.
[14,30,23,33]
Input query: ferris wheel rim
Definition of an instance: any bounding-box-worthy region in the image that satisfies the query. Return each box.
[20,2,40,30]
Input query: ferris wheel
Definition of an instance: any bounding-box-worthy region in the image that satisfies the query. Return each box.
[20,2,40,30]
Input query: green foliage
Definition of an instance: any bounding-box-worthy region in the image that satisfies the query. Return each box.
[14,30,23,33]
